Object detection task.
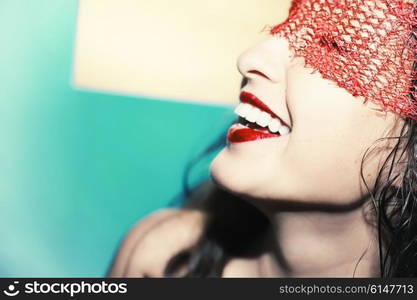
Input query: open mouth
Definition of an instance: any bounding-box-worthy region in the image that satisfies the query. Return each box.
[234,103,291,135]
[228,92,291,143]
[237,117,277,134]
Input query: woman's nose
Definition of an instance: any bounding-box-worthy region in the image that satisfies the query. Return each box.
[237,36,288,84]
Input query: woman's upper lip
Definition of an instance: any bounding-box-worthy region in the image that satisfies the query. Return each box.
[239,91,288,126]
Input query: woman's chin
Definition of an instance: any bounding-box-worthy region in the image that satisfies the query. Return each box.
[209,150,271,198]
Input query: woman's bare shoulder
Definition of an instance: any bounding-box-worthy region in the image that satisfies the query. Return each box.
[107,208,207,278]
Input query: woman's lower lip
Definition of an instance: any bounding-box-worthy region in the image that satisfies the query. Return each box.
[227,127,279,143]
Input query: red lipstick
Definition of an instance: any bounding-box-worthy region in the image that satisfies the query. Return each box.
[227,126,278,143]
[240,91,282,121]
[227,92,289,144]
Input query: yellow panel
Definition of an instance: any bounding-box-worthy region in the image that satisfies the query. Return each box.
[73,0,291,105]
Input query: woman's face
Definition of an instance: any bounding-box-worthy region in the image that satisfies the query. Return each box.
[210,35,403,205]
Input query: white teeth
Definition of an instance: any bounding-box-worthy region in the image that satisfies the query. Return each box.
[234,103,252,118]
[233,102,291,135]
[268,118,282,133]
[278,126,290,135]
[233,104,243,115]
[246,107,261,123]
[256,111,272,127]
[233,103,244,115]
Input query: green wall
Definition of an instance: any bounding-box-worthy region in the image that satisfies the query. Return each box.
[0,0,234,276]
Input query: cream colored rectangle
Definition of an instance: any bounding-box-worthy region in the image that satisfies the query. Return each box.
[73,0,290,105]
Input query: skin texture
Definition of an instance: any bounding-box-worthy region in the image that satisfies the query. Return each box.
[107,209,206,277]
[211,36,402,205]
[209,35,405,277]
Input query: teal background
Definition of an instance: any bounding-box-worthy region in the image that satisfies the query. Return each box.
[0,1,233,276]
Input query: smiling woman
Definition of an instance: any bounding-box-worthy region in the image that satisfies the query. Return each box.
[228,91,291,143]
[108,0,417,278]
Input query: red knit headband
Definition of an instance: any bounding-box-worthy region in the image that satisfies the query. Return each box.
[271,0,417,119]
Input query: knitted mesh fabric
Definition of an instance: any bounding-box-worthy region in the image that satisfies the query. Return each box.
[271,0,417,120]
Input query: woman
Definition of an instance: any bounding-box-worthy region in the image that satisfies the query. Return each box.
[108,0,417,277]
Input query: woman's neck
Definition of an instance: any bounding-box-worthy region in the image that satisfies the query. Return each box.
[256,203,380,277]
